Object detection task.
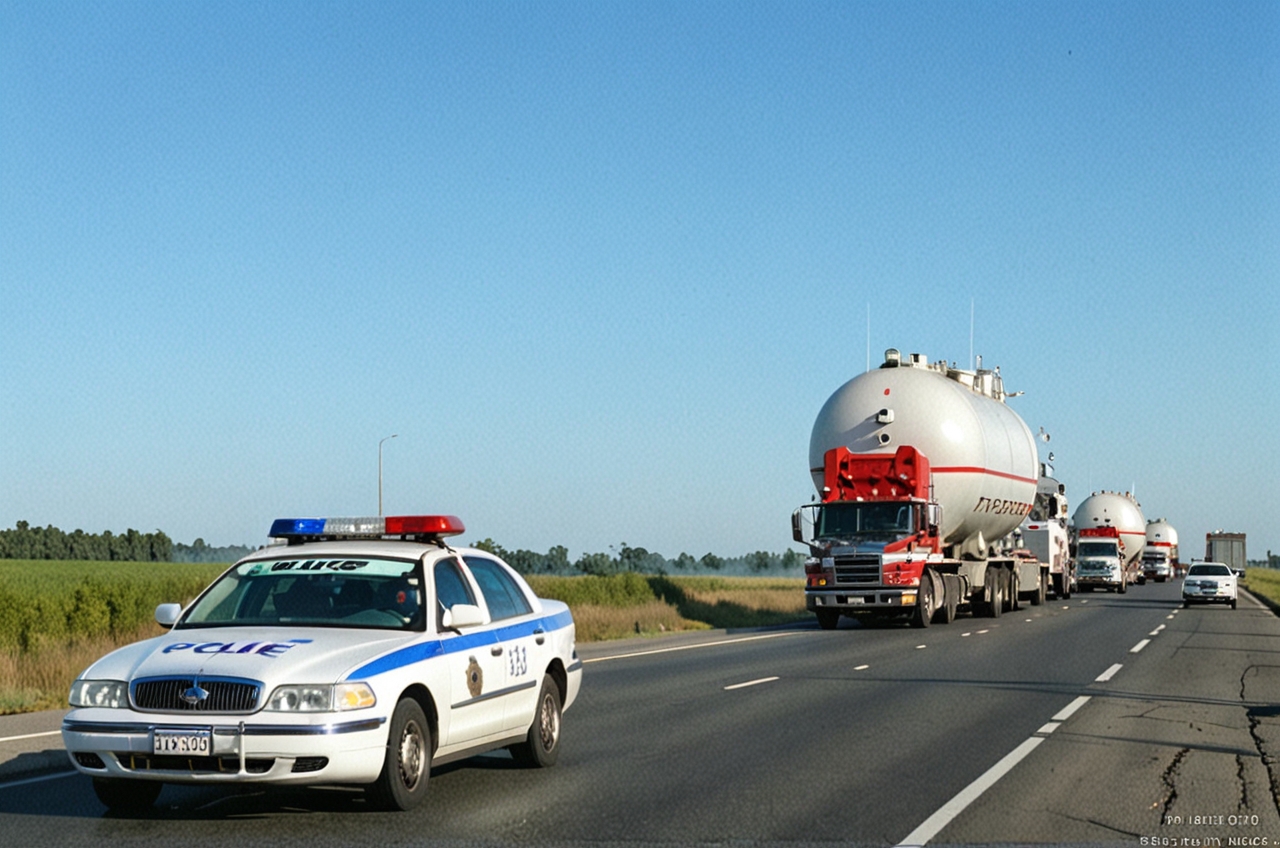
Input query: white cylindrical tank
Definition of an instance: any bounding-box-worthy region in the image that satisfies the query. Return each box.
[1072,492,1146,567]
[1145,518,1179,559]
[809,353,1039,560]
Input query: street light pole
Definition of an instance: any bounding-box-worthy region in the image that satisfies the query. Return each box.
[379,434,398,515]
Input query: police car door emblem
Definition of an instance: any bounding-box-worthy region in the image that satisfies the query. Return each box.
[465,657,483,698]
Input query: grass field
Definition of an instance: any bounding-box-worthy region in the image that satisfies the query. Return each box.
[0,561,807,714]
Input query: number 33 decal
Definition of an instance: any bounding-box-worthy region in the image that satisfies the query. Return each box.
[508,644,528,677]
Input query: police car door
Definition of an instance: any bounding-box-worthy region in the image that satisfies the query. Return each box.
[433,557,507,744]
[462,556,546,733]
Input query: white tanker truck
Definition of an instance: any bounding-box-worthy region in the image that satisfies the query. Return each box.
[1071,492,1146,592]
[1142,518,1179,582]
[792,349,1063,629]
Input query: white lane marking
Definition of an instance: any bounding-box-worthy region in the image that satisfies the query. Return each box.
[1052,696,1091,721]
[1130,639,1151,654]
[0,730,61,744]
[724,677,779,691]
[1149,625,1166,636]
[854,665,870,671]
[0,770,77,791]
[895,736,1045,847]
[1096,663,1123,682]
[583,631,803,663]
[915,645,927,650]
[1036,722,1061,735]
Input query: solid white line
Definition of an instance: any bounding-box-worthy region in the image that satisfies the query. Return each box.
[0,730,61,744]
[1052,696,1091,722]
[0,770,77,791]
[1096,663,1123,682]
[583,631,803,663]
[724,676,779,691]
[895,736,1044,847]
[1130,639,1151,654]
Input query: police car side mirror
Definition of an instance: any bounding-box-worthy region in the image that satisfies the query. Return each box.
[155,603,182,628]
[441,603,485,630]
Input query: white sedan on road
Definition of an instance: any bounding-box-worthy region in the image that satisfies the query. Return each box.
[1181,561,1238,609]
[61,515,582,812]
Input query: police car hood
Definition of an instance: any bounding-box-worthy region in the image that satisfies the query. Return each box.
[86,626,418,685]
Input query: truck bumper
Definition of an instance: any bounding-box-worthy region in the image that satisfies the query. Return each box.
[806,589,917,611]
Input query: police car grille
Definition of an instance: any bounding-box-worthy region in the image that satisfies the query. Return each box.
[132,678,262,713]
[121,753,274,774]
[832,555,881,586]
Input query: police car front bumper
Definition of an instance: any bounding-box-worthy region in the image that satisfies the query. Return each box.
[62,710,388,785]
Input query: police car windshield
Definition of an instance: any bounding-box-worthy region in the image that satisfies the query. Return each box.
[178,557,425,631]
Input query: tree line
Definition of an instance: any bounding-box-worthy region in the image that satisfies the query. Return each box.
[471,539,805,577]
[0,522,804,575]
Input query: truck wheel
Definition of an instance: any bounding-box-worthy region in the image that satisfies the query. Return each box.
[1031,572,1046,606]
[912,574,934,629]
[510,674,562,768]
[367,697,431,811]
[92,777,162,812]
[815,609,840,630]
[1007,571,1020,612]
[931,573,956,624]
[1231,598,1237,610]
[1118,574,1128,594]
[986,567,1003,619]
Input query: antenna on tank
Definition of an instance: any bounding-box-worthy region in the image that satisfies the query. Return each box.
[866,303,871,373]
[969,298,975,371]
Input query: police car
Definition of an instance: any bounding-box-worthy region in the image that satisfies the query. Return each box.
[61,515,582,812]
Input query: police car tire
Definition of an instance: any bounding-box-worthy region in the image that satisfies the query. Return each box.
[92,777,162,812]
[511,675,562,768]
[369,698,431,811]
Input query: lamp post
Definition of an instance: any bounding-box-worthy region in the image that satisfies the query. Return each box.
[378,434,398,515]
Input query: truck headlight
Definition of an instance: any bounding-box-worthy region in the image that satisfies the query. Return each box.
[69,679,129,709]
[266,683,376,712]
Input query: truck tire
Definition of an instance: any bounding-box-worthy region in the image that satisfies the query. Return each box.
[815,609,840,630]
[985,566,1003,619]
[1006,570,1020,613]
[912,573,935,628]
[931,572,957,624]
[1031,571,1046,606]
[1118,573,1128,594]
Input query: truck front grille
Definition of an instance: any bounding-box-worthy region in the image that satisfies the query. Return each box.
[832,555,881,586]
[132,677,262,714]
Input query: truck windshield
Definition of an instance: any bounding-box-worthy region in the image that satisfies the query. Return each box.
[1077,541,1117,558]
[816,502,915,541]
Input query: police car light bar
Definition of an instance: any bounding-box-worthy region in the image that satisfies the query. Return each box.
[269,515,466,541]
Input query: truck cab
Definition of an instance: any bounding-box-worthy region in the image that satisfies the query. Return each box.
[1075,527,1128,593]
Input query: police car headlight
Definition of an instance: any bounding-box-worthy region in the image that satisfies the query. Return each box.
[266,683,376,712]
[69,679,128,709]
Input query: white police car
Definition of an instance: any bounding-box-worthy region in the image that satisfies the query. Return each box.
[61,515,582,812]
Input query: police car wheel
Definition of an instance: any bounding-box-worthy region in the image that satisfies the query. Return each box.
[511,675,562,768]
[92,777,162,812]
[369,698,431,811]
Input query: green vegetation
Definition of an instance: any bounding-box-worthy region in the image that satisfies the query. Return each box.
[0,560,228,652]
[1243,568,1280,612]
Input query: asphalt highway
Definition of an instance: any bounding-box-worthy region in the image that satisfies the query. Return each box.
[3,579,1279,847]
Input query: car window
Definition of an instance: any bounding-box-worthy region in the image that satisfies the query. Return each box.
[1189,564,1230,576]
[464,556,533,621]
[434,558,476,619]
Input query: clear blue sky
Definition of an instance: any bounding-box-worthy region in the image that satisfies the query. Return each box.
[3,1,1277,561]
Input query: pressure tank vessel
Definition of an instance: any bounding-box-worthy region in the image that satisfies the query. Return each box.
[809,351,1038,560]
[1072,492,1146,567]
[1145,518,1179,560]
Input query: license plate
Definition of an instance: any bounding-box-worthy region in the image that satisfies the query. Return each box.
[846,596,865,605]
[153,729,211,755]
